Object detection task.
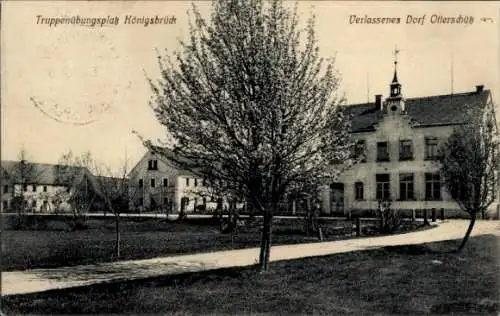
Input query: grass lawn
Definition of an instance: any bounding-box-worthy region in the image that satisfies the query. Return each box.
[3,235,498,315]
[4,216,406,271]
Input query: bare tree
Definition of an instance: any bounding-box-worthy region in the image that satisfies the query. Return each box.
[10,147,43,228]
[144,0,353,271]
[54,150,97,230]
[439,104,499,251]
[92,157,137,258]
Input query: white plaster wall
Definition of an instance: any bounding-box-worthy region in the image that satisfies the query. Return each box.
[324,110,467,214]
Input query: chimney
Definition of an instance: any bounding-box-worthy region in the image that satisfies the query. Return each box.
[476,85,484,93]
[375,94,383,110]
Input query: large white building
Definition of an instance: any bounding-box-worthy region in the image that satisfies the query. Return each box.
[0,161,99,212]
[320,61,498,217]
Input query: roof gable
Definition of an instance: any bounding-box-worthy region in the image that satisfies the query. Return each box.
[128,148,197,178]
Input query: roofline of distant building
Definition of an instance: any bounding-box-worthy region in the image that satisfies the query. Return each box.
[344,87,489,108]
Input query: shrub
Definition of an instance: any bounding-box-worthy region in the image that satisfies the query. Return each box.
[376,200,403,234]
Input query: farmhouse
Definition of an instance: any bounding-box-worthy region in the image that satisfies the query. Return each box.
[0,161,99,212]
[320,60,498,216]
[128,150,223,213]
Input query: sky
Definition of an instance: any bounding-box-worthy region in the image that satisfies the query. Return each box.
[2,1,499,172]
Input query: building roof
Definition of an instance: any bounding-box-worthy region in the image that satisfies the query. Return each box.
[1,160,89,185]
[156,148,200,177]
[1,160,97,185]
[0,160,126,199]
[94,175,128,187]
[345,88,491,133]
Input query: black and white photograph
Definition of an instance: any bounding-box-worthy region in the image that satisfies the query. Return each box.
[1,1,499,314]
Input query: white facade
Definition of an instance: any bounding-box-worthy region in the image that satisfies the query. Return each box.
[320,69,498,217]
[1,161,102,213]
[128,151,220,213]
[320,115,464,215]
[12,183,67,212]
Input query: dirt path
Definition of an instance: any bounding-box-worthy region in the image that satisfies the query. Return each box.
[3,219,499,296]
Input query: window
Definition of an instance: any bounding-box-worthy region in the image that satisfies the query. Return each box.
[163,178,168,187]
[2,200,8,210]
[43,185,47,192]
[425,137,439,160]
[32,184,37,192]
[425,173,441,200]
[163,197,168,206]
[399,173,414,200]
[32,200,37,208]
[354,182,364,200]
[150,178,156,188]
[23,184,28,192]
[377,142,390,162]
[138,179,143,188]
[147,159,158,170]
[376,174,390,200]
[354,140,366,162]
[186,178,190,186]
[194,178,198,187]
[399,140,413,160]
[138,197,144,206]
[3,185,8,193]
[202,178,207,186]
[202,197,207,205]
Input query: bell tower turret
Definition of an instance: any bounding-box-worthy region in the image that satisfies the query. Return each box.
[385,47,405,114]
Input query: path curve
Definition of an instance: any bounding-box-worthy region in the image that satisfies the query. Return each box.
[3,220,499,296]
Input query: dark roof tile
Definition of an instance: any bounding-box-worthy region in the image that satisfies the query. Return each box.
[345,90,490,132]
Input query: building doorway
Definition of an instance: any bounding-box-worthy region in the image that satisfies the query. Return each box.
[330,182,344,215]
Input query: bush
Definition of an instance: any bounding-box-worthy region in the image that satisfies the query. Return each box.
[63,215,89,231]
[376,201,403,234]
[10,215,48,230]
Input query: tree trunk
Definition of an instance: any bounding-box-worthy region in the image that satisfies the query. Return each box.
[231,228,234,248]
[259,208,273,272]
[305,198,316,237]
[457,215,476,252]
[16,204,23,230]
[380,212,385,230]
[115,214,121,258]
[258,227,267,268]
